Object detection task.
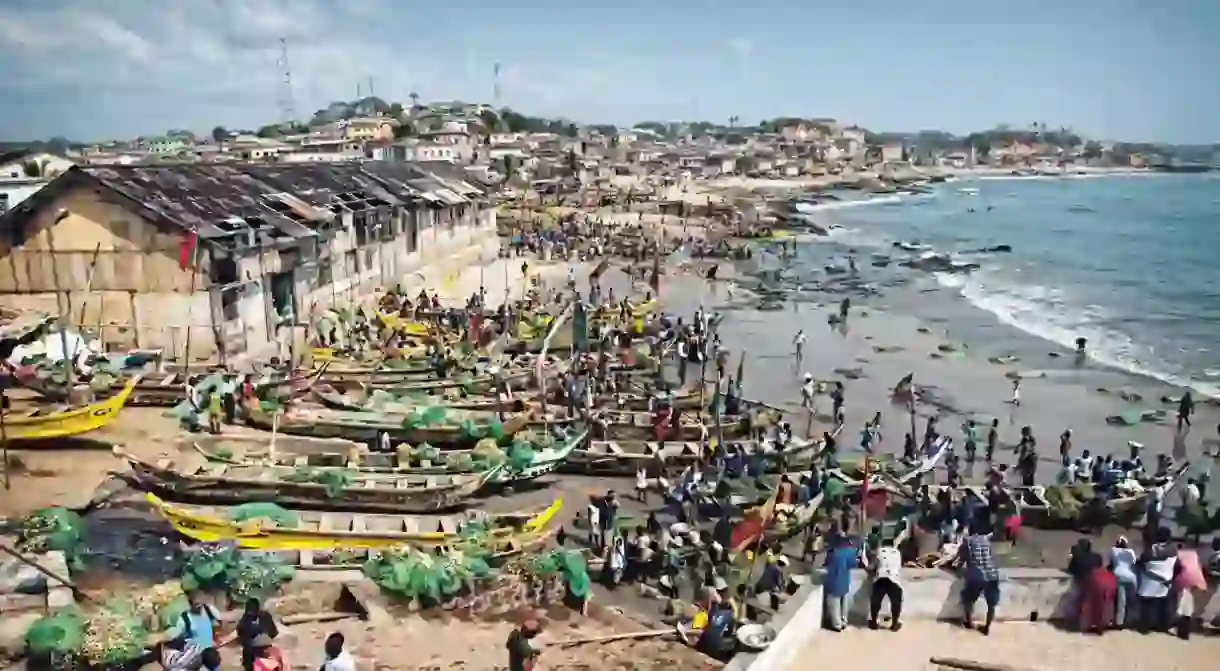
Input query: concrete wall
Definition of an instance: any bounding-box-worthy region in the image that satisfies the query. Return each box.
[735,568,1220,671]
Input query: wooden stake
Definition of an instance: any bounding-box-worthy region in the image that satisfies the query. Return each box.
[546,628,674,647]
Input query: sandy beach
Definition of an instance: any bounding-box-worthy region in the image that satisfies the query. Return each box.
[787,621,1220,671]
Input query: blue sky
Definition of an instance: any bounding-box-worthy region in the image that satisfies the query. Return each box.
[2,0,1218,143]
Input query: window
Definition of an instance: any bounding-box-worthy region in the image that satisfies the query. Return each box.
[221,285,241,321]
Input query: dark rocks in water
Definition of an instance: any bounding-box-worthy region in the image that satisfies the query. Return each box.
[834,367,865,380]
[900,253,981,273]
[965,245,1013,254]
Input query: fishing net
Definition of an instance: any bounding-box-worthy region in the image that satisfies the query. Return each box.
[443,452,476,471]
[283,467,351,498]
[18,507,86,569]
[227,553,295,602]
[522,550,589,599]
[363,547,492,604]
[403,406,449,429]
[821,478,847,503]
[484,417,504,440]
[228,503,299,528]
[1043,483,1092,520]
[504,442,536,472]
[179,544,293,600]
[25,608,85,656]
[460,419,486,440]
[79,598,149,665]
[410,442,441,463]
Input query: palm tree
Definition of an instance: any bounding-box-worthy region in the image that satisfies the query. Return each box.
[409,92,420,108]
[728,115,739,128]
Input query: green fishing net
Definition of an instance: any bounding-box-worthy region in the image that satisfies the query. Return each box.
[444,452,476,471]
[821,478,847,503]
[411,442,441,462]
[25,608,85,655]
[404,406,449,429]
[505,442,536,472]
[460,419,485,440]
[363,547,493,603]
[179,544,293,600]
[524,550,589,598]
[79,598,149,665]
[228,503,299,527]
[18,507,86,569]
[283,467,351,498]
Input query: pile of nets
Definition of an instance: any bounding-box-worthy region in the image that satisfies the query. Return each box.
[283,466,351,498]
[363,546,494,604]
[17,507,86,569]
[403,406,450,429]
[179,543,294,601]
[403,442,441,463]
[25,584,188,667]
[459,417,504,441]
[1043,482,1094,521]
[522,549,590,599]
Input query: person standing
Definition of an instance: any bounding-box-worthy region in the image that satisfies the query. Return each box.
[236,598,278,671]
[955,517,1000,635]
[507,621,541,671]
[1009,378,1021,407]
[822,534,860,631]
[963,420,979,463]
[1177,391,1194,430]
[793,329,806,363]
[986,419,999,462]
[864,536,905,631]
[1136,527,1179,633]
[1109,536,1138,629]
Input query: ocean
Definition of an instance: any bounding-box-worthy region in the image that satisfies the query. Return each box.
[805,174,1220,398]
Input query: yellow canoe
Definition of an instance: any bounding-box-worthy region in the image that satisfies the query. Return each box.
[378,313,434,337]
[595,299,657,321]
[4,376,138,441]
[148,492,563,551]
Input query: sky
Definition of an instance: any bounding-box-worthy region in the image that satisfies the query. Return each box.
[2,0,1219,144]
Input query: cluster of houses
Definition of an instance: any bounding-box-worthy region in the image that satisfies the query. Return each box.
[0,102,1195,364]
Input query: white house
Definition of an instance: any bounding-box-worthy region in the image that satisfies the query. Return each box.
[0,151,77,213]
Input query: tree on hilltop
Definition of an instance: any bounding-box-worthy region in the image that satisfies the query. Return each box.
[211,126,228,144]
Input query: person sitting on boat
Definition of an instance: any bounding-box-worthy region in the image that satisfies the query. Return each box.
[724,378,741,416]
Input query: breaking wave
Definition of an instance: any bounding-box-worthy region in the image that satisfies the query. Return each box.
[935,271,1220,399]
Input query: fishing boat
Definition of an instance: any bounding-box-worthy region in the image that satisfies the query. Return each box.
[560,437,824,476]
[597,382,711,411]
[147,493,561,566]
[191,429,588,486]
[3,376,139,441]
[829,436,953,487]
[116,449,497,513]
[312,383,527,414]
[544,408,760,442]
[26,366,327,408]
[244,402,530,448]
[594,299,658,320]
[945,461,1191,529]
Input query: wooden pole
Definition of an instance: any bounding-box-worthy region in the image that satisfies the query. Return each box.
[0,544,93,602]
[1,390,9,490]
[46,236,74,393]
[73,243,103,355]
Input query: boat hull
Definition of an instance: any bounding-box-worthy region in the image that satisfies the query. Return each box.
[4,377,138,441]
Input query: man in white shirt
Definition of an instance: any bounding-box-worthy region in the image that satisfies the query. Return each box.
[321,632,355,671]
[1182,478,1201,508]
[864,536,905,631]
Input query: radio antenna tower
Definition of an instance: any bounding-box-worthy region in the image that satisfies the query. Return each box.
[493,62,502,106]
[277,37,296,124]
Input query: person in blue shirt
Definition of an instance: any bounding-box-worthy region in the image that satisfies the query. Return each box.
[823,533,861,631]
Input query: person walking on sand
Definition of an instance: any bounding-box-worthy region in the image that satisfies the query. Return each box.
[963,420,979,463]
[507,620,541,671]
[1009,377,1021,407]
[1178,391,1194,430]
[793,329,806,363]
[986,419,999,462]
[1058,429,1072,465]
[839,297,851,323]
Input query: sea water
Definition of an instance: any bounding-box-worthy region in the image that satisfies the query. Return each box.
[818,174,1220,398]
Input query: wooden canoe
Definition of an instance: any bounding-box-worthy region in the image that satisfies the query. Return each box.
[117,449,498,513]
[191,429,588,486]
[597,382,710,411]
[312,383,527,414]
[244,402,530,448]
[559,437,824,476]
[147,493,561,566]
[25,366,325,408]
[3,376,139,441]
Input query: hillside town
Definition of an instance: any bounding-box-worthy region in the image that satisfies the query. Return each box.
[5,99,1217,216]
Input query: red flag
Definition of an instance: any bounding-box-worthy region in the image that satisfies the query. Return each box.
[178,228,198,270]
[731,487,780,553]
[467,312,483,344]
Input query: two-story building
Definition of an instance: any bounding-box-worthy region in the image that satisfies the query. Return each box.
[338,117,397,143]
